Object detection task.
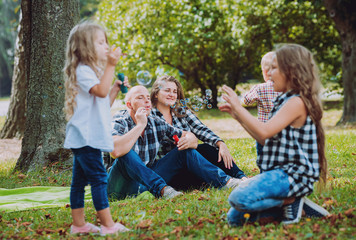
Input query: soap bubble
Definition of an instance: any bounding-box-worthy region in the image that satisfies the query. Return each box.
[180,99,186,106]
[207,104,212,109]
[192,105,199,112]
[137,70,152,85]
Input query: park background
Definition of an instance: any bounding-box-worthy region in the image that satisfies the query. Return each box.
[0,0,355,239]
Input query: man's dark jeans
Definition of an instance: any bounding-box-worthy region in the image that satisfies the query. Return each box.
[107,148,231,200]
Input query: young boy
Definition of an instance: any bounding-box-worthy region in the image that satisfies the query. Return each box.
[242,52,280,156]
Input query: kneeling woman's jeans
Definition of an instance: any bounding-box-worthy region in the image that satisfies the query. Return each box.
[227,169,290,226]
[70,146,109,211]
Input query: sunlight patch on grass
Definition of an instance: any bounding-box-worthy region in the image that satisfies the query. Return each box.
[0,159,16,177]
[0,115,5,130]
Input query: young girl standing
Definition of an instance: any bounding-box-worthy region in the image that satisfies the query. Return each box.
[220,44,328,225]
[63,21,129,235]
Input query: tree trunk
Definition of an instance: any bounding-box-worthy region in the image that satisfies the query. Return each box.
[0,12,27,139]
[15,0,80,172]
[324,0,356,124]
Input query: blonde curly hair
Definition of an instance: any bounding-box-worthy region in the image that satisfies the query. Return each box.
[63,21,107,120]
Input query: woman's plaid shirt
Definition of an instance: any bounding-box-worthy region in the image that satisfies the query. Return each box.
[151,108,222,160]
[257,92,320,197]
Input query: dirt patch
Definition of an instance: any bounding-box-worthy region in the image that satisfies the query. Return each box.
[202,119,251,139]
[0,138,21,162]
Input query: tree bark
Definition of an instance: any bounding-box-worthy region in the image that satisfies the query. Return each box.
[324,0,356,124]
[15,0,80,172]
[0,11,27,139]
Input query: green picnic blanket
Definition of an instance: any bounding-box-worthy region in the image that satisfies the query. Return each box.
[0,186,92,212]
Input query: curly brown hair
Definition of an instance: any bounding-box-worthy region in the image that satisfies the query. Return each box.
[150,75,187,117]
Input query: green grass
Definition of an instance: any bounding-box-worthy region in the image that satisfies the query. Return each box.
[0,116,5,130]
[0,97,10,101]
[0,104,355,239]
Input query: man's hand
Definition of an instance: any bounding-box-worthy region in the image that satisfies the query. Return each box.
[177,132,198,150]
[135,107,149,127]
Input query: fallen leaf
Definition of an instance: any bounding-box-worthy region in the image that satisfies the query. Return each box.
[164,218,176,224]
[198,195,210,201]
[344,208,354,217]
[18,174,26,179]
[312,223,320,232]
[170,226,183,234]
[175,209,183,214]
[137,219,153,229]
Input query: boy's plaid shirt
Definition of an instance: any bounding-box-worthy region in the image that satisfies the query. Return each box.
[242,80,280,122]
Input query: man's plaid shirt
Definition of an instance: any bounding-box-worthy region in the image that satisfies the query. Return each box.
[242,80,280,122]
[258,92,320,197]
[151,108,222,160]
[111,111,182,167]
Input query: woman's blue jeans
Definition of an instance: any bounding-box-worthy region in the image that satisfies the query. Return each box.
[70,146,109,211]
[107,148,231,200]
[169,144,246,190]
[227,169,290,226]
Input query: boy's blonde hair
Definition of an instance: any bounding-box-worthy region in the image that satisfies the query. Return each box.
[261,51,274,71]
[275,43,327,185]
[63,21,107,120]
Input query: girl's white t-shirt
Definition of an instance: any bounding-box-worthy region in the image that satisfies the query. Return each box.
[64,64,114,152]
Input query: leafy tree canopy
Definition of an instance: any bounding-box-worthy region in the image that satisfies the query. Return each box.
[97,0,340,103]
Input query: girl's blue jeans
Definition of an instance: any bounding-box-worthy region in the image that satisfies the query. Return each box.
[227,169,290,226]
[70,146,109,211]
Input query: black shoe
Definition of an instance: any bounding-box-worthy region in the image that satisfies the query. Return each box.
[303,197,330,218]
[282,197,304,224]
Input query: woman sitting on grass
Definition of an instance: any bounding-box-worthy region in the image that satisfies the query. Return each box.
[219,44,330,226]
[150,75,247,191]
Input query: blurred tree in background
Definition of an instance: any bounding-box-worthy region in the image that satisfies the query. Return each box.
[97,0,340,107]
[1,0,101,139]
[0,0,20,97]
[80,0,101,18]
[0,0,99,98]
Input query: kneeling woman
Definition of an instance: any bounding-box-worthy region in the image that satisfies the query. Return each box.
[150,75,247,190]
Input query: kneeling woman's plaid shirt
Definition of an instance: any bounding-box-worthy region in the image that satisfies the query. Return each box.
[258,92,320,197]
[112,111,182,167]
